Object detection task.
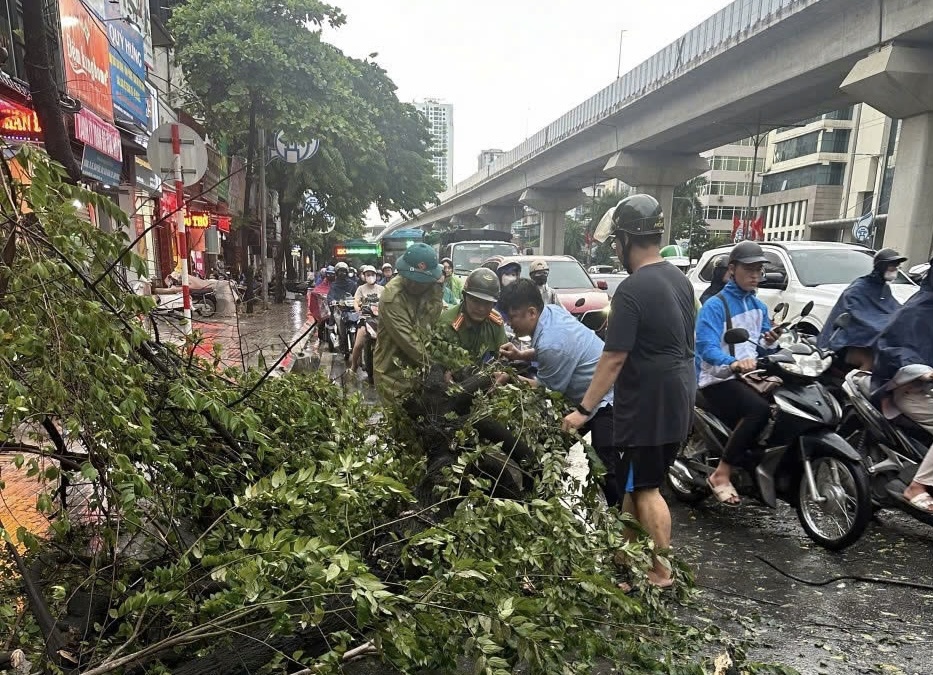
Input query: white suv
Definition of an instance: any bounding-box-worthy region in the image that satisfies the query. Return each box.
[689,242,918,334]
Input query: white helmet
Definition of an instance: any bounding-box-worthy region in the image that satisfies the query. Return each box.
[360,265,377,275]
[335,261,349,272]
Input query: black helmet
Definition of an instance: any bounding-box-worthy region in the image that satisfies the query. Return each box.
[463,267,500,303]
[729,241,768,265]
[611,194,664,236]
[873,248,907,270]
[712,254,730,269]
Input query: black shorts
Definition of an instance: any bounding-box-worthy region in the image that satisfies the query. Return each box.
[617,443,680,493]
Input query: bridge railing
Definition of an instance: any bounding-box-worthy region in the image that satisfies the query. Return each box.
[434,0,819,205]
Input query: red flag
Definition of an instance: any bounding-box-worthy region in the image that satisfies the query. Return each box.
[732,214,742,239]
[750,216,764,241]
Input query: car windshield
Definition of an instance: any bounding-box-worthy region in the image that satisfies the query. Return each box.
[789,248,913,286]
[452,243,519,272]
[519,260,594,289]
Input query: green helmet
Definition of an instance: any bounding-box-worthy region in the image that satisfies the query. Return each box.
[463,267,500,303]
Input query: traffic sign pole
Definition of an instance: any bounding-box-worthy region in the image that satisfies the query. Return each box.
[259,128,269,308]
[172,123,192,333]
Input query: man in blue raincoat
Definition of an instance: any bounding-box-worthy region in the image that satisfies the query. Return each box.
[872,255,933,513]
[817,248,907,369]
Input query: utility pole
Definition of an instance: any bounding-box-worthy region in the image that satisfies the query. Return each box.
[258,128,269,308]
[171,124,192,333]
[745,116,763,241]
[616,29,627,80]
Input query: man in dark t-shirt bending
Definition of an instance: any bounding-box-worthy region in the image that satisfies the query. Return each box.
[563,194,696,589]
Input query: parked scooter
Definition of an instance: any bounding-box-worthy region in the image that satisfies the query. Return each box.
[360,304,379,384]
[831,314,933,525]
[667,317,873,550]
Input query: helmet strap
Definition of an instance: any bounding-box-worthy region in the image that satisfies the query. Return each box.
[619,232,635,274]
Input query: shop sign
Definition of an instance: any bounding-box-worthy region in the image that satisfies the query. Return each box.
[105,0,152,68]
[185,212,211,229]
[216,216,231,233]
[59,0,113,122]
[107,19,148,127]
[75,109,123,161]
[81,146,122,185]
[0,98,41,142]
[134,156,161,193]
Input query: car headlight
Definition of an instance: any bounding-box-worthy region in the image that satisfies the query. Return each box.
[778,353,830,377]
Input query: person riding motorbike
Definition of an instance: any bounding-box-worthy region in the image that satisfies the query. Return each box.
[348,265,385,373]
[529,259,561,306]
[872,255,933,513]
[699,254,731,305]
[327,262,359,352]
[695,241,782,506]
[817,247,906,370]
[379,262,394,287]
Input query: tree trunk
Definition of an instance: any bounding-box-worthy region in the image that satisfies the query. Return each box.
[239,99,257,272]
[21,1,81,183]
[273,202,294,303]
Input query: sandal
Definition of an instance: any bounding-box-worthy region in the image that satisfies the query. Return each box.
[906,491,933,513]
[707,477,740,507]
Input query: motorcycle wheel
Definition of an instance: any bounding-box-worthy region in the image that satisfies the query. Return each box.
[796,455,871,551]
[195,295,216,319]
[666,433,712,504]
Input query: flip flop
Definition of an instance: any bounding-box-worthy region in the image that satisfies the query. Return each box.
[706,477,740,507]
[906,491,933,514]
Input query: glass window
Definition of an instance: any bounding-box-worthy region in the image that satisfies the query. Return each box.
[820,129,850,153]
[773,131,820,163]
[517,260,593,289]
[761,162,846,193]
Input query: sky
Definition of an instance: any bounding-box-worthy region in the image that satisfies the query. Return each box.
[323,0,734,188]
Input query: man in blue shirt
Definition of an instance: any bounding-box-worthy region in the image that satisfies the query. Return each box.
[498,278,618,506]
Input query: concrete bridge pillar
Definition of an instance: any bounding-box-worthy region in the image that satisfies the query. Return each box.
[842,45,933,266]
[476,205,521,234]
[602,151,709,245]
[519,189,585,255]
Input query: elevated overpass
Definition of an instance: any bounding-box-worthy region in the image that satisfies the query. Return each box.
[378,0,933,264]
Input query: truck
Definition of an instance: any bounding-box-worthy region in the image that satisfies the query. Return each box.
[439,229,520,277]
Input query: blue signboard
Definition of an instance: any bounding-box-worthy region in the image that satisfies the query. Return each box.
[82,146,122,185]
[107,20,148,127]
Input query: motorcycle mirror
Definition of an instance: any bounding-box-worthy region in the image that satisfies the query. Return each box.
[575,297,586,308]
[772,302,787,316]
[800,300,814,318]
[834,312,852,329]
[724,327,750,345]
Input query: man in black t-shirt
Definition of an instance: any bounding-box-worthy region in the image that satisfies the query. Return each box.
[562,194,696,589]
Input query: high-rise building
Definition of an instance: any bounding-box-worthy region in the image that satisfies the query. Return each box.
[413,98,454,190]
[478,149,504,171]
[698,137,764,235]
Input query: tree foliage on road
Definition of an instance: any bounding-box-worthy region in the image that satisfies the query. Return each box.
[0,147,792,674]
[170,0,442,292]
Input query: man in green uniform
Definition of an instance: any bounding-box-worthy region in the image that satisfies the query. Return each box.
[436,268,507,361]
[373,243,444,400]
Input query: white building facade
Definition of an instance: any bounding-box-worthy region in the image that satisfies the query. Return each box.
[698,137,764,235]
[414,98,454,189]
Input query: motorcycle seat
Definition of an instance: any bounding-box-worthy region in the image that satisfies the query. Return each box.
[892,415,933,447]
[189,287,214,298]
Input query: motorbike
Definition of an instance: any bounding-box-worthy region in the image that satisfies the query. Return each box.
[830,314,933,526]
[667,315,873,550]
[359,304,379,384]
[326,297,357,360]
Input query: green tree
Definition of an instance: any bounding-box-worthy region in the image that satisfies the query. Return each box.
[170,0,441,294]
[671,177,714,261]
[563,215,586,259]
[580,189,629,267]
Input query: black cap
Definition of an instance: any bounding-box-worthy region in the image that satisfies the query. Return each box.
[729,241,769,265]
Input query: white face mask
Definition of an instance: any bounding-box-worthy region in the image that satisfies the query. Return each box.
[884,270,898,282]
[501,274,518,286]
[364,274,377,284]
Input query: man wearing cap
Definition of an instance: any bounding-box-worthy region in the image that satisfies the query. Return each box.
[379,262,394,287]
[695,240,782,507]
[436,268,508,363]
[374,243,444,399]
[529,259,561,306]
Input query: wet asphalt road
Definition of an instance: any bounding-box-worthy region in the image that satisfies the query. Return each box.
[269,302,933,674]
